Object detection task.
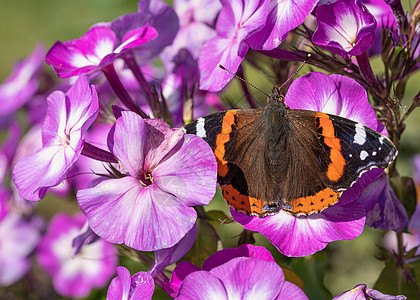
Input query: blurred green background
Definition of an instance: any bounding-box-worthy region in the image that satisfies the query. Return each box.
[0,1,419,300]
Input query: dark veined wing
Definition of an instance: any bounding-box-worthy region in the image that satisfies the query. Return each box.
[184,109,279,216]
[278,109,397,215]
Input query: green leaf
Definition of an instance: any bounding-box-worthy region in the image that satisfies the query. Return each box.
[374,261,418,299]
[181,218,221,268]
[292,255,332,300]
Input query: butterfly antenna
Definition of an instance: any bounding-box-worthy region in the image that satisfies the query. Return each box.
[218,64,269,97]
[278,54,312,94]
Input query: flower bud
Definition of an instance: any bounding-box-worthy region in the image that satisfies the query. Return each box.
[381,26,396,64]
[388,46,407,74]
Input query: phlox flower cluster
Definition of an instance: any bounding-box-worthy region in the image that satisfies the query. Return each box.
[0,0,418,298]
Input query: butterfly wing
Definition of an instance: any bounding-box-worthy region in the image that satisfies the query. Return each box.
[185,108,397,217]
[279,109,397,215]
[184,109,278,216]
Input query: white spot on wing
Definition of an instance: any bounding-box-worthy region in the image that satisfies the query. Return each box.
[372,151,377,156]
[360,150,369,160]
[354,124,366,145]
[196,118,206,138]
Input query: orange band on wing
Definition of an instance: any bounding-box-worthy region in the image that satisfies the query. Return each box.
[214,110,237,177]
[286,188,341,216]
[221,184,263,215]
[317,114,346,182]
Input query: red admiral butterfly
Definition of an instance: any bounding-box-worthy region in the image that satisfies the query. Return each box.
[184,86,397,217]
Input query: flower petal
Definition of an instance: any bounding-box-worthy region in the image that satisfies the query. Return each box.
[285,72,378,130]
[209,257,285,299]
[198,37,248,92]
[107,267,131,300]
[46,27,116,78]
[202,244,274,271]
[177,270,228,300]
[164,261,201,298]
[13,146,72,201]
[360,173,408,232]
[233,199,365,257]
[247,0,318,50]
[109,111,146,178]
[153,134,217,206]
[78,178,197,251]
[276,281,309,300]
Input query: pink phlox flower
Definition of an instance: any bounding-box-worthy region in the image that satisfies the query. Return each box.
[12,75,99,201]
[77,111,217,251]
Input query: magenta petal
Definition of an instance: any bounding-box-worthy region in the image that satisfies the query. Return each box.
[37,213,117,298]
[276,281,309,300]
[285,72,378,130]
[77,177,144,246]
[78,178,197,251]
[108,267,131,300]
[130,272,154,299]
[116,26,158,53]
[153,134,217,206]
[142,123,184,171]
[202,244,274,271]
[0,214,41,286]
[108,267,154,300]
[247,0,318,50]
[110,111,146,178]
[313,0,376,58]
[360,173,408,232]
[164,261,201,298]
[13,76,98,201]
[233,200,365,257]
[177,270,228,300]
[12,146,71,201]
[0,44,44,115]
[209,257,285,299]
[46,27,116,78]
[42,75,99,146]
[198,37,248,92]
[232,210,327,257]
[307,200,366,243]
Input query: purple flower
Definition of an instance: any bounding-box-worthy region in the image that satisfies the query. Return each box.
[382,155,420,256]
[313,0,377,59]
[46,25,158,78]
[232,72,388,257]
[361,0,395,56]
[198,0,270,92]
[165,244,308,299]
[359,173,408,232]
[199,0,319,92]
[0,44,44,116]
[246,0,318,50]
[12,75,99,201]
[77,111,217,251]
[107,266,154,300]
[0,213,42,286]
[161,0,221,71]
[37,213,118,298]
[333,284,406,299]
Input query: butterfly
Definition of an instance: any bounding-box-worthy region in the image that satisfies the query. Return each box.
[184,85,398,217]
